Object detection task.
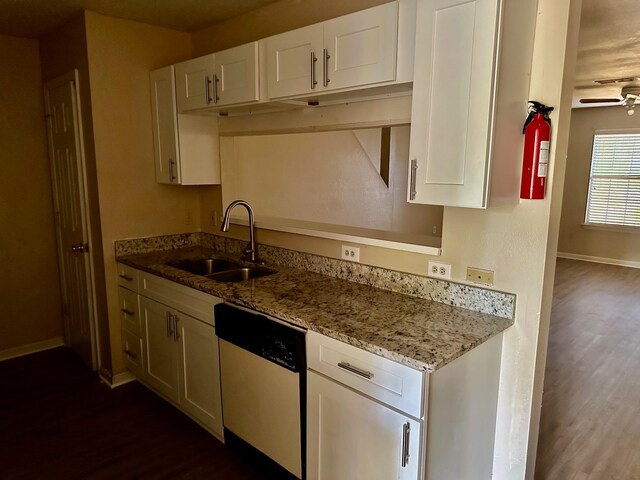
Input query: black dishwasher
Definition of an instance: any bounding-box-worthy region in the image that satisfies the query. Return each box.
[215,303,306,480]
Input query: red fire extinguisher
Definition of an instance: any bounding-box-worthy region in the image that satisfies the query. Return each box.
[520,101,554,199]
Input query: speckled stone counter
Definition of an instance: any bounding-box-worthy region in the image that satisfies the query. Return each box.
[116,245,513,372]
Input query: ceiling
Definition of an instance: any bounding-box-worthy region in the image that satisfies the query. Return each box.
[0,0,281,39]
[0,0,636,109]
[573,0,640,107]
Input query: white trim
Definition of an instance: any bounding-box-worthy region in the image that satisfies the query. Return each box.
[581,222,640,234]
[557,252,640,269]
[103,371,137,389]
[0,337,65,362]
[231,218,442,256]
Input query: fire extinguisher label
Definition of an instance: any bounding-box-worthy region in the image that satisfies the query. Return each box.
[538,140,550,177]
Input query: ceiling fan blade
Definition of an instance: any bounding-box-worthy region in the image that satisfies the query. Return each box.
[579,98,621,104]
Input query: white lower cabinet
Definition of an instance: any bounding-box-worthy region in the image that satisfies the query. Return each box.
[307,371,421,480]
[178,313,223,435]
[141,296,180,403]
[117,263,224,438]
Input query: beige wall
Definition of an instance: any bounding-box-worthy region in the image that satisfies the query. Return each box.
[558,106,640,264]
[0,34,63,350]
[83,11,195,374]
[40,14,113,375]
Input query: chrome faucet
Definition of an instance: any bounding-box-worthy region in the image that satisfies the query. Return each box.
[221,200,257,262]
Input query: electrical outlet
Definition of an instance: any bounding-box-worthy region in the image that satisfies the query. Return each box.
[341,245,360,262]
[185,209,193,226]
[210,210,218,227]
[466,267,494,286]
[428,261,451,279]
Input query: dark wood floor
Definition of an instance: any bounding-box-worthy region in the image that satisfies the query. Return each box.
[0,347,272,480]
[535,259,640,480]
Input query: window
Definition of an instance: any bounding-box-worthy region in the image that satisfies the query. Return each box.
[585,133,640,228]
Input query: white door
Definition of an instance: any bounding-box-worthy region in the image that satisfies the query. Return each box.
[266,24,323,99]
[45,73,96,370]
[215,42,260,106]
[174,54,215,111]
[177,314,223,436]
[323,2,398,90]
[307,371,421,480]
[150,66,180,184]
[408,0,501,208]
[142,297,180,402]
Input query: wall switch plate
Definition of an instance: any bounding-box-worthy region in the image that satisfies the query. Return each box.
[466,267,494,286]
[428,261,451,279]
[341,245,360,262]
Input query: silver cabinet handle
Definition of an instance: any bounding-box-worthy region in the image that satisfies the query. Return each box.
[119,273,133,281]
[168,157,176,183]
[409,158,418,201]
[173,314,180,341]
[212,74,219,104]
[205,75,211,104]
[166,311,171,337]
[71,243,87,253]
[120,308,134,316]
[310,52,318,90]
[322,48,330,87]
[337,361,373,380]
[401,422,411,467]
[124,349,137,359]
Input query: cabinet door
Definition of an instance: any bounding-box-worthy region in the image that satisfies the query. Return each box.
[174,54,215,112]
[177,313,223,437]
[141,297,179,403]
[150,66,180,184]
[307,371,421,480]
[214,42,259,107]
[323,2,398,91]
[266,24,323,99]
[408,0,501,207]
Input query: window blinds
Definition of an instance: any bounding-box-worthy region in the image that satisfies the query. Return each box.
[585,133,640,228]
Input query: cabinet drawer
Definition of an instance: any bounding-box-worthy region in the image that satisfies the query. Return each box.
[119,286,141,335]
[307,331,425,418]
[139,272,221,326]
[117,263,139,290]
[123,329,144,378]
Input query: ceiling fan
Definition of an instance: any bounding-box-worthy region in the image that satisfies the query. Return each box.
[579,85,640,106]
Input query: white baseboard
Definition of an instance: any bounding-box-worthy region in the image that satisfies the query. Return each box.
[0,337,65,362]
[104,371,137,389]
[557,252,640,269]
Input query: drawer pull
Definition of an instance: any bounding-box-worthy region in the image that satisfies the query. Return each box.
[124,349,137,359]
[401,422,411,467]
[337,361,373,380]
[119,274,133,281]
[120,308,134,316]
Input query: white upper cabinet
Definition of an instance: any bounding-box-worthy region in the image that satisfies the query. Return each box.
[175,43,259,112]
[323,2,398,91]
[266,1,400,99]
[266,24,324,99]
[174,54,215,111]
[408,0,501,208]
[215,42,260,107]
[150,66,220,185]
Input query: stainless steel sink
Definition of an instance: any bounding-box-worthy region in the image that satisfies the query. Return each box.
[205,267,276,283]
[167,258,244,276]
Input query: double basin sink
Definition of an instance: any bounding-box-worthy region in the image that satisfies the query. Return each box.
[167,257,276,283]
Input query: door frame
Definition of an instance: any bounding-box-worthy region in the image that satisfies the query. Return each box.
[44,69,100,370]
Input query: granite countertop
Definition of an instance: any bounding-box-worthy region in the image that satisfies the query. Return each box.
[117,246,513,372]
